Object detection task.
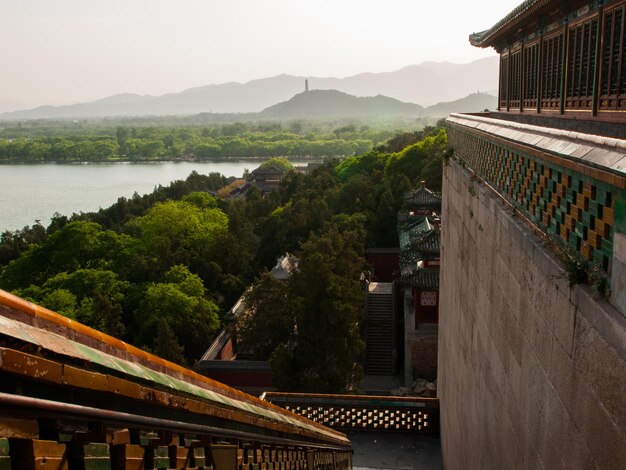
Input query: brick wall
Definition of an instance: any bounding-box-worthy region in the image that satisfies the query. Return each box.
[438,160,626,469]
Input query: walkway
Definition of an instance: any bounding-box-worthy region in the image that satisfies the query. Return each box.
[351,432,442,470]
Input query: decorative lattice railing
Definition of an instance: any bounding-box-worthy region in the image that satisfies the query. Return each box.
[261,392,439,434]
[446,113,626,279]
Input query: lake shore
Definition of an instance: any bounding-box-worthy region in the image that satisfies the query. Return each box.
[0,155,324,165]
[0,159,319,232]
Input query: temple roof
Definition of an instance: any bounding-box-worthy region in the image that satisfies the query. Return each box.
[404,182,442,209]
[399,228,440,288]
[401,268,439,290]
[201,252,298,361]
[252,165,285,176]
[399,229,441,263]
[398,217,435,248]
[271,252,299,280]
[469,0,553,48]
[397,184,441,289]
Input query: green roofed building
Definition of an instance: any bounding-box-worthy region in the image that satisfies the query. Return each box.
[397,183,441,383]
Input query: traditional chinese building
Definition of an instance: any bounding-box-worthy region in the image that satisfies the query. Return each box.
[250,165,286,192]
[452,0,626,307]
[198,253,299,394]
[398,183,442,326]
[400,225,441,325]
[440,1,626,468]
[470,0,626,136]
[397,183,442,383]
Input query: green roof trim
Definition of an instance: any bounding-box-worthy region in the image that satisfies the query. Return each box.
[0,315,333,438]
[402,229,440,255]
[398,218,436,249]
[469,0,552,48]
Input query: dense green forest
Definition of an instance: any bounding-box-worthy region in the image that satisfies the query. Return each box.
[0,118,431,162]
[0,123,447,392]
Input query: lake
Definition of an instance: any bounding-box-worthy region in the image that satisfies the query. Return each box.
[0,160,312,233]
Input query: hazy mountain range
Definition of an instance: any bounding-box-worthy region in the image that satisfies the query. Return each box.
[0,57,498,120]
[261,90,423,118]
[260,90,496,118]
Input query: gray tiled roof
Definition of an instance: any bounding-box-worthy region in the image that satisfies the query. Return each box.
[404,186,442,209]
[400,230,440,260]
[401,268,440,290]
[252,165,285,175]
[398,218,434,249]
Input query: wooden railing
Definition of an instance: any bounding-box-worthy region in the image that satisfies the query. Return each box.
[0,289,352,469]
[261,393,439,434]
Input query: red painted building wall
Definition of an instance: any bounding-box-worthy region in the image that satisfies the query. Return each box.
[366,251,399,282]
[414,290,439,327]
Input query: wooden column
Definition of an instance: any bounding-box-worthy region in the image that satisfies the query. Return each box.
[498,54,504,111]
[592,6,604,116]
[520,40,526,112]
[560,21,569,114]
[537,33,544,113]
[506,46,511,111]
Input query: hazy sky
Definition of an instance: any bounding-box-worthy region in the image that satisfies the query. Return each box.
[0,0,521,107]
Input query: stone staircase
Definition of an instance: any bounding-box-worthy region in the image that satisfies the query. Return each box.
[365,282,395,375]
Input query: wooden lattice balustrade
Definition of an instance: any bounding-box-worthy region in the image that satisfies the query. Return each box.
[0,289,352,470]
[261,393,439,434]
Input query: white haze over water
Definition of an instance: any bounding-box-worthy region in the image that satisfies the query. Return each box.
[0,0,521,109]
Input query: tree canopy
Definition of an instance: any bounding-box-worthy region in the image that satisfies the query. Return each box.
[259,157,294,172]
[0,123,447,377]
[131,198,228,270]
[271,221,367,393]
[0,119,418,163]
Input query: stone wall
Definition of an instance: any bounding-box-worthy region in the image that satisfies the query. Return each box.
[403,292,439,384]
[438,160,626,470]
[410,328,438,381]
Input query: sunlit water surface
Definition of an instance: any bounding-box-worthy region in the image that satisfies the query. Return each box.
[0,160,310,232]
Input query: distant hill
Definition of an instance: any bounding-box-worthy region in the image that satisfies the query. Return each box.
[260,90,423,118]
[261,90,496,119]
[423,92,497,116]
[0,57,498,120]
